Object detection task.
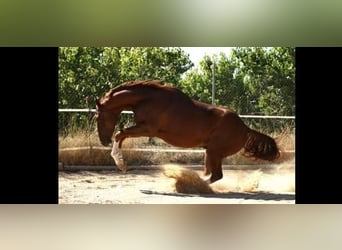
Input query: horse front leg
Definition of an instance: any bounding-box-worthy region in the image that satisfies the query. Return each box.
[111,123,153,172]
[111,131,126,172]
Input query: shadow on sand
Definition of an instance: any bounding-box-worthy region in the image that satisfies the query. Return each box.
[140,190,295,201]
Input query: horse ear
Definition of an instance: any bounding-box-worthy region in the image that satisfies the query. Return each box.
[95,100,103,111]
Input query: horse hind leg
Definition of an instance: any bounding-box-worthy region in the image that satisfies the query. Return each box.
[204,149,223,184]
[203,153,211,176]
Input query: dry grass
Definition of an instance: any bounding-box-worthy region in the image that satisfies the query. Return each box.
[59,129,295,166]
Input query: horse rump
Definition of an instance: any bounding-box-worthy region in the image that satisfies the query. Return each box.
[243,129,280,161]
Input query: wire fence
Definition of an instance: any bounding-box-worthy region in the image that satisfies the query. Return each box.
[58,109,295,148]
[58,109,295,168]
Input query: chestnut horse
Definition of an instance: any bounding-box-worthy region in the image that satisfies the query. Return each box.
[95,80,280,184]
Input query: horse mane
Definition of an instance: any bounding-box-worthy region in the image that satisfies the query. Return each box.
[99,80,191,106]
[107,80,172,95]
[98,80,168,104]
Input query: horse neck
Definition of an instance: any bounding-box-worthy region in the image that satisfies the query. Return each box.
[105,87,147,111]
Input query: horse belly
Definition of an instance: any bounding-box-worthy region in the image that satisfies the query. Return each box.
[160,136,204,148]
[143,99,220,148]
[157,128,209,148]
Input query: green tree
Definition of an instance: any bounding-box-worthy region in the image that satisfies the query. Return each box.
[231,47,295,115]
[118,47,193,85]
[59,47,124,109]
[181,47,295,116]
[180,52,247,113]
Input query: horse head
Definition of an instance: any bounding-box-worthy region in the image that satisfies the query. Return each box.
[95,99,119,146]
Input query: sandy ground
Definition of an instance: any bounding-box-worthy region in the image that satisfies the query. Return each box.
[59,164,295,204]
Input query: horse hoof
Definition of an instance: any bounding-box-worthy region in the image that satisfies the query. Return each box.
[114,157,127,172]
[111,152,126,171]
[111,149,126,173]
[117,161,127,173]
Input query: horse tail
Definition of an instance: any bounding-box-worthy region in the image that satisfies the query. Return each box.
[243,128,280,161]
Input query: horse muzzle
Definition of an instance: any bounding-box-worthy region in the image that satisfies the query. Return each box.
[100,138,112,147]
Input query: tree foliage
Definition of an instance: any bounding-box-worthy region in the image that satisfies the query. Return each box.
[180,47,295,116]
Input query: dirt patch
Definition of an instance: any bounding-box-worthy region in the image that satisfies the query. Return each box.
[59,163,295,204]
